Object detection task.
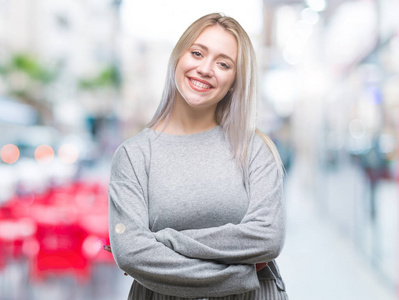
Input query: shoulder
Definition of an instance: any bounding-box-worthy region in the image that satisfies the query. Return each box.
[249,130,284,177]
[250,130,275,163]
[111,128,152,170]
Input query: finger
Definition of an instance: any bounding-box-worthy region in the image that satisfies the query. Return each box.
[103,245,112,252]
[256,262,268,271]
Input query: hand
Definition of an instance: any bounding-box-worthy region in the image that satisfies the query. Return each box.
[255,262,268,272]
[105,245,267,274]
[103,245,112,253]
[103,245,128,276]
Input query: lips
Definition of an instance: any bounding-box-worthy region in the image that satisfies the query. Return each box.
[187,77,214,91]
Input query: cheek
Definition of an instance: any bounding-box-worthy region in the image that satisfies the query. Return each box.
[177,55,196,71]
[175,65,189,87]
[175,62,185,76]
[224,74,236,90]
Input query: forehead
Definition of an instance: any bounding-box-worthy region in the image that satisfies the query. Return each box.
[193,26,238,61]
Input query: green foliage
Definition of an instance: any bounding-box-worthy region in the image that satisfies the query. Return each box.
[0,53,58,83]
[79,64,120,90]
[0,64,5,75]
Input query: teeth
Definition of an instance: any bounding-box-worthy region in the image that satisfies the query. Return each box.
[191,79,211,89]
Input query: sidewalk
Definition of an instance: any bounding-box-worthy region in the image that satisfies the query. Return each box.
[277,160,396,300]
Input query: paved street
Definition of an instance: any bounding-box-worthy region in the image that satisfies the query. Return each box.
[277,160,396,300]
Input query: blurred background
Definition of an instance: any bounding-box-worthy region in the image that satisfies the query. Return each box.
[0,0,398,299]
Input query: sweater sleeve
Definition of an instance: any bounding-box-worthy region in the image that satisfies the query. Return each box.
[108,142,260,298]
[153,135,286,265]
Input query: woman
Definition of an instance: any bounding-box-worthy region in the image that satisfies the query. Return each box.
[107,13,288,299]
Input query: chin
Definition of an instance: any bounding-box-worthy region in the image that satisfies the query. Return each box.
[186,101,207,108]
[181,95,204,107]
[187,100,216,111]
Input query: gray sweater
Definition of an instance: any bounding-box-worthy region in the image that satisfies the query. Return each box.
[108,125,286,298]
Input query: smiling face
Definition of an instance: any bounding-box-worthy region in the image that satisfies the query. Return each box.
[174,25,238,111]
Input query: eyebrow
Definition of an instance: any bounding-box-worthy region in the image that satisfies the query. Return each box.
[191,43,236,66]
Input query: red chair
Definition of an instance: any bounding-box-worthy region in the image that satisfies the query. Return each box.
[1,179,114,283]
[30,212,89,282]
[0,217,37,261]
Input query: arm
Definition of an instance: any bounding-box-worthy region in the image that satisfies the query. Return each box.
[153,135,286,265]
[108,143,259,298]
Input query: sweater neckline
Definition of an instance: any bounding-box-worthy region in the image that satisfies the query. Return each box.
[145,125,221,142]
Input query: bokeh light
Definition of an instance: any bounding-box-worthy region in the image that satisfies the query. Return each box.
[0,144,20,164]
[349,119,366,139]
[301,8,320,25]
[34,145,54,164]
[305,0,327,12]
[82,235,104,258]
[58,144,79,164]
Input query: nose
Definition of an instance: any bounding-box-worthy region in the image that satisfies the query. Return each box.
[197,59,214,78]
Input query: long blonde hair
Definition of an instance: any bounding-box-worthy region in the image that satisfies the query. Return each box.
[147,13,284,179]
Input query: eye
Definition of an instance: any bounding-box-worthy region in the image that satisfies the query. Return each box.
[191,51,202,58]
[218,62,231,70]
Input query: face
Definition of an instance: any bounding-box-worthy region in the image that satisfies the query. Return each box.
[174,25,238,111]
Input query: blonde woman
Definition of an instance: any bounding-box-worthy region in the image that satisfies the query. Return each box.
[107,13,288,300]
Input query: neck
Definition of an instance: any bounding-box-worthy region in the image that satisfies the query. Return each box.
[154,95,218,135]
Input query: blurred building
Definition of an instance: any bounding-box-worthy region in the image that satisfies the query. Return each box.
[0,0,122,134]
[118,38,172,136]
[261,0,399,293]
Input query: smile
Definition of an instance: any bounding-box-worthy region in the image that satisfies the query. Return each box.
[187,77,214,91]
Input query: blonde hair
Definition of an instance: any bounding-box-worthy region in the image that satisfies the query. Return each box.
[147,13,284,179]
